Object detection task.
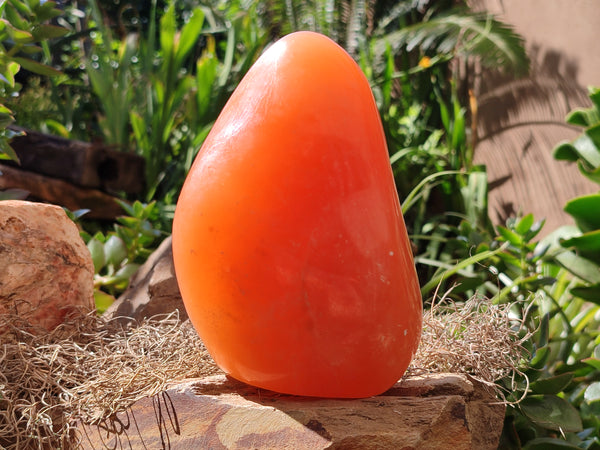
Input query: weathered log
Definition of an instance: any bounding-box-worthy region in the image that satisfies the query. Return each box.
[7,128,145,195]
[0,163,124,220]
[79,373,505,450]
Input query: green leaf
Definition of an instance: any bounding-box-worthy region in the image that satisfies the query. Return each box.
[570,284,600,305]
[132,200,144,217]
[578,160,600,185]
[451,102,466,149]
[103,235,127,267]
[159,2,177,60]
[12,57,61,76]
[553,142,580,162]
[526,219,546,244]
[520,395,582,432]
[44,119,69,138]
[569,134,600,169]
[175,7,205,67]
[402,170,462,214]
[523,437,582,450]
[555,360,596,378]
[65,208,90,221]
[561,230,600,265]
[3,7,26,30]
[114,262,140,280]
[0,61,20,88]
[586,123,600,148]
[565,107,600,127]
[218,23,236,88]
[537,314,549,348]
[33,1,65,23]
[4,21,33,43]
[564,194,600,232]
[116,216,139,229]
[584,382,600,404]
[0,138,19,163]
[530,372,574,395]
[7,0,32,16]
[87,238,106,273]
[0,112,15,129]
[497,225,522,247]
[0,188,28,200]
[31,24,68,40]
[515,214,535,236]
[555,250,600,284]
[195,47,218,119]
[590,87,600,111]
[93,290,115,314]
[530,345,550,370]
[582,357,600,371]
[381,44,393,105]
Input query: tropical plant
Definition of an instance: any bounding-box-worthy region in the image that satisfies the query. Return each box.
[81,200,165,312]
[417,209,600,447]
[77,0,266,206]
[426,87,600,448]
[0,0,67,162]
[131,0,266,203]
[551,86,600,302]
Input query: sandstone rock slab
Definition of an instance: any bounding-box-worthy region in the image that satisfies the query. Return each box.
[79,373,505,449]
[0,200,95,331]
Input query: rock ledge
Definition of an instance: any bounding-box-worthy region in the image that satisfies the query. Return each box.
[80,372,504,450]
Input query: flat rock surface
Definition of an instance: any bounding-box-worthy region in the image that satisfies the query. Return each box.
[0,200,95,331]
[79,372,504,450]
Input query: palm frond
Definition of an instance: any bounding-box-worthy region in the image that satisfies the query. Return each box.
[258,0,374,55]
[374,9,529,76]
[343,0,369,56]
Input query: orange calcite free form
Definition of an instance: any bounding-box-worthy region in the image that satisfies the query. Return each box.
[173,31,422,398]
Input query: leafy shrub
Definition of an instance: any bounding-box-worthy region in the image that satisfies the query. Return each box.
[551,87,600,303]
[0,0,67,161]
[79,201,165,312]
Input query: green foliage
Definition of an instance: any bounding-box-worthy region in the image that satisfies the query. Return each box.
[0,0,67,161]
[550,87,600,315]
[434,87,600,448]
[376,9,529,77]
[131,0,265,202]
[554,87,600,184]
[76,0,266,204]
[80,201,165,313]
[426,210,600,447]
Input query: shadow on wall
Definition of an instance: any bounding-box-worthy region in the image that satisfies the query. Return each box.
[467,1,598,234]
[477,46,587,140]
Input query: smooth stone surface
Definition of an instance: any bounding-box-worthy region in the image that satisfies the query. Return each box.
[0,200,95,331]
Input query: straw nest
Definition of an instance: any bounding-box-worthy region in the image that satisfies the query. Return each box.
[0,293,526,449]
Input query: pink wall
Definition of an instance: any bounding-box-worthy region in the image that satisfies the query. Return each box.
[469,0,599,233]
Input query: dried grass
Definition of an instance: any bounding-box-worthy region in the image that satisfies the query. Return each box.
[0,310,219,449]
[409,289,528,398]
[0,292,527,449]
